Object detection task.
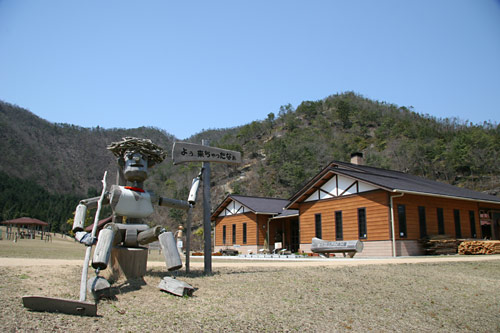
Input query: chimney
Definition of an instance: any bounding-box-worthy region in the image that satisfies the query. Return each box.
[350,152,364,165]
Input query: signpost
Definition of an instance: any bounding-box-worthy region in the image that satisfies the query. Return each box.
[172,142,242,165]
[172,141,241,274]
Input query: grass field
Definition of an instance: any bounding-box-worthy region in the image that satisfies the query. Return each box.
[1,229,499,332]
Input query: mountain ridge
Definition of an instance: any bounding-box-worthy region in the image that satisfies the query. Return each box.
[1,92,499,234]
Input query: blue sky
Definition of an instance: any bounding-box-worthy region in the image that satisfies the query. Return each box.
[1,1,499,139]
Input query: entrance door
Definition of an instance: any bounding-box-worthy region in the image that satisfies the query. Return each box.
[494,212,500,240]
[480,210,500,240]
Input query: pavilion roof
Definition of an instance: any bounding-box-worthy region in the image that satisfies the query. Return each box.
[0,217,49,226]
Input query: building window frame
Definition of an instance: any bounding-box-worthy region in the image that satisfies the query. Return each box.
[469,210,477,239]
[243,223,247,244]
[437,208,445,235]
[315,214,322,239]
[358,208,367,239]
[397,204,407,238]
[454,209,462,238]
[335,210,343,241]
[222,225,226,245]
[232,224,236,245]
[418,206,427,238]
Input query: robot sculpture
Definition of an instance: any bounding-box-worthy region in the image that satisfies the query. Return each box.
[22,137,200,316]
[72,137,199,294]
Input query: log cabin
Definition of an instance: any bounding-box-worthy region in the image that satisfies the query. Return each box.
[212,154,500,256]
[287,153,500,256]
[212,195,298,254]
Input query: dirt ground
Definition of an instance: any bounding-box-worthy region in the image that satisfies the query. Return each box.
[1,253,499,268]
[1,255,500,332]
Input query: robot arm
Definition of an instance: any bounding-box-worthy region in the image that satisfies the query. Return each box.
[158,196,190,211]
[72,196,109,245]
[188,172,201,206]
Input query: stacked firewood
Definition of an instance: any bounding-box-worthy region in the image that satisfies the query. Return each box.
[458,240,500,255]
[420,235,459,255]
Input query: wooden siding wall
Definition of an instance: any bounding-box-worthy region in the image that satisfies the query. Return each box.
[256,215,268,246]
[393,194,500,240]
[214,213,258,246]
[214,213,273,246]
[299,190,390,243]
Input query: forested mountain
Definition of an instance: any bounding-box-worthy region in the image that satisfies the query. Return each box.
[1,92,499,235]
[0,101,176,231]
[211,92,500,199]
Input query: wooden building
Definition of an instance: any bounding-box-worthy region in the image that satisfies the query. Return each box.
[286,155,500,256]
[212,154,500,257]
[212,195,298,254]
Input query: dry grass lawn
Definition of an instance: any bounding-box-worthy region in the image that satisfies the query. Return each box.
[1,231,499,332]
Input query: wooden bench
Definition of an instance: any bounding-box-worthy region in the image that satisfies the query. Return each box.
[311,238,364,258]
[220,248,239,256]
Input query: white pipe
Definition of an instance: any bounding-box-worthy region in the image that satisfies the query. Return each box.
[266,217,274,252]
[79,171,107,302]
[390,192,404,257]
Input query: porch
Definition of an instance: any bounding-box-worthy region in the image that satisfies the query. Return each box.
[265,210,300,254]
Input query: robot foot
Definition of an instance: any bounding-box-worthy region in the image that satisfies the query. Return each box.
[87,276,111,300]
[158,277,194,297]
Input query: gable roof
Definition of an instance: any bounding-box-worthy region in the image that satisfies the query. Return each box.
[287,160,500,209]
[1,217,49,227]
[211,194,293,220]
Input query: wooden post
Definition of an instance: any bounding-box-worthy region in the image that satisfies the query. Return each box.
[202,139,212,274]
[171,140,241,275]
[185,206,193,274]
[110,246,148,280]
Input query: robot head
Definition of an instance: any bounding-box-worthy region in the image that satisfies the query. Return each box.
[107,137,167,184]
[123,150,149,182]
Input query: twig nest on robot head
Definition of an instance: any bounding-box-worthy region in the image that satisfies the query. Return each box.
[107,137,167,167]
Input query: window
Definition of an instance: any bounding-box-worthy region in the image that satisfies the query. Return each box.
[243,223,247,244]
[335,211,343,240]
[358,208,367,239]
[397,204,407,238]
[315,214,322,239]
[454,209,461,238]
[418,206,427,238]
[232,224,236,244]
[469,211,477,238]
[437,208,445,235]
[222,225,226,244]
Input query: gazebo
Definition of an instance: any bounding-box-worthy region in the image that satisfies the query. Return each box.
[0,217,49,240]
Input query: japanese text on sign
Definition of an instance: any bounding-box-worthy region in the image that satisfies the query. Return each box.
[172,142,242,165]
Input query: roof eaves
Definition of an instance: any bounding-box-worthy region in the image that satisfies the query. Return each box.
[271,212,299,220]
[393,189,500,205]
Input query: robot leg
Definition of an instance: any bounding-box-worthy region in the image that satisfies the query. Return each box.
[158,231,182,271]
[92,226,116,270]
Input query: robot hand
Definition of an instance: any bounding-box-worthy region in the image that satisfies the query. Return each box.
[75,231,96,246]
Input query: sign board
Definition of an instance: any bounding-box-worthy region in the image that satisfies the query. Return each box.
[311,238,364,253]
[172,142,242,165]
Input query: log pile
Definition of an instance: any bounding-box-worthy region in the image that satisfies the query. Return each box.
[420,235,459,255]
[458,240,500,255]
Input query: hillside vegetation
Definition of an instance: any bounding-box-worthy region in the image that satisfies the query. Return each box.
[210,92,500,199]
[1,92,499,234]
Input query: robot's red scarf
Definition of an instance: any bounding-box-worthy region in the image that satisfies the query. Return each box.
[124,186,145,193]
